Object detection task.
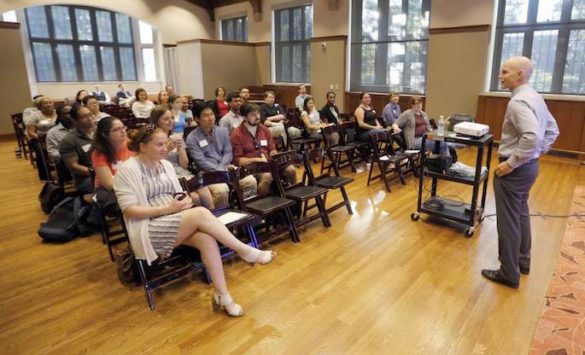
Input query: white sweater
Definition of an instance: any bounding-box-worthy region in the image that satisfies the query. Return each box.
[113,157,184,265]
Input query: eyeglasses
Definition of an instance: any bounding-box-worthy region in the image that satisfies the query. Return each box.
[110,125,127,133]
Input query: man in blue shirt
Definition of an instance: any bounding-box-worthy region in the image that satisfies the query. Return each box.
[186,102,257,206]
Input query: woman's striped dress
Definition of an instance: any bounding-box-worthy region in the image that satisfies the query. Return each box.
[141,162,182,259]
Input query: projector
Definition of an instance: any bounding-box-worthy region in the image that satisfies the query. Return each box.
[453,122,489,137]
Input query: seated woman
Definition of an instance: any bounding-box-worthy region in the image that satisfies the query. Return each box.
[25,96,57,181]
[300,97,339,145]
[354,92,386,142]
[157,90,170,109]
[396,96,450,156]
[114,125,275,317]
[91,117,135,215]
[169,95,191,134]
[132,88,155,119]
[382,92,402,129]
[150,107,214,209]
[210,87,229,121]
[75,89,89,106]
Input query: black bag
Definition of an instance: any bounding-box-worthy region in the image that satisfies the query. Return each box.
[39,182,65,214]
[38,197,78,242]
[76,198,102,236]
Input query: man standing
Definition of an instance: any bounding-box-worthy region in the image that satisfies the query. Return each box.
[186,102,257,206]
[482,56,559,289]
[219,92,244,134]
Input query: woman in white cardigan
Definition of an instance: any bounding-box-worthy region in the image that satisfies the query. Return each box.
[114,125,275,317]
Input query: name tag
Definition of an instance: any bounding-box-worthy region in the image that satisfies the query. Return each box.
[260,139,268,147]
[199,139,208,147]
[82,144,92,153]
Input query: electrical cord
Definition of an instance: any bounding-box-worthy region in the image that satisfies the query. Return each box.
[483,212,585,219]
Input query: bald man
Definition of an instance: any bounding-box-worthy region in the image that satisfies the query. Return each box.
[482,56,559,288]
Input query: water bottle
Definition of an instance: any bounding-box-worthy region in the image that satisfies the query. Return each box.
[437,115,445,139]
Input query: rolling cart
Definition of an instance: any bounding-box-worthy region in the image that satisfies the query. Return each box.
[411,131,494,237]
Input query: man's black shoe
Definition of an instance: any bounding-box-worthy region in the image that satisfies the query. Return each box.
[481,269,519,289]
[520,266,530,275]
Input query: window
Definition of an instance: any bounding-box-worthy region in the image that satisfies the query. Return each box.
[1,10,18,23]
[491,0,585,94]
[221,16,248,42]
[274,5,312,83]
[22,5,157,83]
[350,0,430,94]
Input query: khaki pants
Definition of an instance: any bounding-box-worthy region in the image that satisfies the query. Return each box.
[208,175,258,207]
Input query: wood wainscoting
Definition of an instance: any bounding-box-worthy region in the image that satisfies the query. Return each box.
[476,94,585,156]
[344,92,426,117]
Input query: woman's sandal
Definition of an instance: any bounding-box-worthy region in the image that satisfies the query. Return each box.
[211,292,244,317]
[240,249,276,265]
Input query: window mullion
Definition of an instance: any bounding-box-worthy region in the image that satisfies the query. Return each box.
[89,8,103,82]
[45,6,61,82]
[375,0,389,86]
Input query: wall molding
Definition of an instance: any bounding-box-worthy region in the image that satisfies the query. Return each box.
[175,38,270,47]
[0,21,20,30]
[310,35,347,42]
[429,25,490,35]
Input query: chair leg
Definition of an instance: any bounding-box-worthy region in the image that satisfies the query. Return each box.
[340,187,353,215]
[246,224,259,248]
[284,207,300,243]
[348,150,356,172]
[137,260,155,311]
[366,160,376,186]
[315,195,332,227]
[396,163,406,185]
[382,163,392,192]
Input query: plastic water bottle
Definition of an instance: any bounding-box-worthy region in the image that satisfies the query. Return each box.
[437,115,445,139]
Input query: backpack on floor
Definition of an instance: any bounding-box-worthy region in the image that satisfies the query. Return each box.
[39,181,65,214]
[38,197,79,243]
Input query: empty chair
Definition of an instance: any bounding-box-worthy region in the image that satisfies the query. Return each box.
[367,130,413,192]
[270,150,331,228]
[236,161,300,243]
[303,147,354,215]
[320,124,359,174]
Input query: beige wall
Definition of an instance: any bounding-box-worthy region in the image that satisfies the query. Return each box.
[312,0,349,37]
[425,30,492,120]
[0,23,31,135]
[430,0,495,28]
[200,42,256,99]
[310,38,346,110]
[176,42,205,99]
[425,0,496,119]
[254,45,271,85]
[0,0,213,43]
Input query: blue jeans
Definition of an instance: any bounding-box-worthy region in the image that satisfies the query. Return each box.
[414,136,450,156]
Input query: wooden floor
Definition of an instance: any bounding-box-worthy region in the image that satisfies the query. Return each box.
[0,138,583,354]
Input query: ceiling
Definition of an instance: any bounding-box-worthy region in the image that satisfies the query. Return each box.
[184,0,262,21]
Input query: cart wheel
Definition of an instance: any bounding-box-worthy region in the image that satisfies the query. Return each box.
[464,227,475,237]
[411,212,420,221]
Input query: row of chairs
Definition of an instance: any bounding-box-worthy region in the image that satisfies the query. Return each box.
[92,147,354,310]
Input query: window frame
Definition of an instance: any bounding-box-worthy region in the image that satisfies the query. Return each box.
[220,15,249,42]
[21,5,158,83]
[490,0,585,94]
[349,0,431,94]
[273,4,313,84]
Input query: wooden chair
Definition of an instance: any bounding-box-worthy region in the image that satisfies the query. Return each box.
[367,131,413,192]
[179,169,261,254]
[270,150,331,228]
[320,124,358,174]
[136,245,205,311]
[338,121,368,169]
[236,161,300,243]
[11,113,29,160]
[284,112,320,152]
[303,147,354,215]
[88,167,128,261]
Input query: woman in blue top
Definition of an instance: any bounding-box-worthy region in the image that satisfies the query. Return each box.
[169,95,189,134]
[382,92,402,130]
